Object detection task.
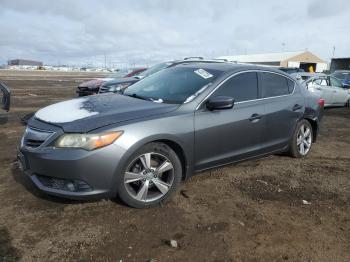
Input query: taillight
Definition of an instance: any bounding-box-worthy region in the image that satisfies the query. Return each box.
[318,98,325,107]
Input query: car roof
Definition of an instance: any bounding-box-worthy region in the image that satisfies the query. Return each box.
[171,61,289,75]
[294,72,325,77]
[333,70,350,73]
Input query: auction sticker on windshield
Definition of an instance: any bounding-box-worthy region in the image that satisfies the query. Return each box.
[194,69,213,79]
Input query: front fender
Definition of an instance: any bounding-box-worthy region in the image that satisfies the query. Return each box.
[109,133,194,197]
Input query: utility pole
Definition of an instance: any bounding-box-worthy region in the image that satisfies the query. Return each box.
[332,46,336,58]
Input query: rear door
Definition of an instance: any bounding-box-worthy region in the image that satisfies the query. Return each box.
[258,71,303,152]
[0,83,10,112]
[194,71,264,170]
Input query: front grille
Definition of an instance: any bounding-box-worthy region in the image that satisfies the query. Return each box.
[26,139,45,148]
[23,127,53,149]
[36,175,93,192]
[77,86,99,96]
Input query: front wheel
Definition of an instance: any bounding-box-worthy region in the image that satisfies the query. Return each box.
[288,120,313,158]
[117,142,182,208]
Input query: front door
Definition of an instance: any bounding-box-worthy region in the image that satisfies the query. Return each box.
[194,72,264,171]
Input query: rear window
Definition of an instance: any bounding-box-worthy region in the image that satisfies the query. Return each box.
[260,72,292,98]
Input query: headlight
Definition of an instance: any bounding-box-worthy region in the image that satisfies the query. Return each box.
[55,131,123,150]
[108,83,132,92]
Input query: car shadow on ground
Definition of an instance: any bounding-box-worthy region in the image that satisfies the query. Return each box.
[10,161,106,205]
[0,227,21,261]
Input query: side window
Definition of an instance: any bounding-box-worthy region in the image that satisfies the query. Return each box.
[329,76,342,88]
[214,72,258,102]
[313,79,321,85]
[314,78,327,86]
[321,79,328,86]
[260,72,291,98]
[287,78,295,93]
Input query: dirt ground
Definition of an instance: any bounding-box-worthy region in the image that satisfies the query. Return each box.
[0,70,349,262]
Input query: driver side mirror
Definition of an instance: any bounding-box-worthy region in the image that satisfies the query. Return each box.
[206,96,234,111]
[294,74,302,81]
[0,83,11,112]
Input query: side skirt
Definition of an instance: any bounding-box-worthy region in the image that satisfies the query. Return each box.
[191,145,289,175]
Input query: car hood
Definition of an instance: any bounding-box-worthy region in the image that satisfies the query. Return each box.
[103,77,139,86]
[32,94,179,132]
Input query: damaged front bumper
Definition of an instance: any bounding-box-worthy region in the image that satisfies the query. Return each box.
[18,126,127,200]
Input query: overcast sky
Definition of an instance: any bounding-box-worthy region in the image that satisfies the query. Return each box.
[0,0,349,67]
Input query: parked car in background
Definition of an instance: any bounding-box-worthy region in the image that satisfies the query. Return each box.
[99,62,173,94]
[19,62,323,208]
[290,72,325,83]
[125,68,147,78]
[278,67,305,74]
[76,68,147,96]
[0,82,10,112]
[99,59,226,94]
[331,70,350,88]
[304,75,350,107]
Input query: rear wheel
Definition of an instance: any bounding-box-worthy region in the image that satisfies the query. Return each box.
[288,120,313,158]
[117,142,182,208]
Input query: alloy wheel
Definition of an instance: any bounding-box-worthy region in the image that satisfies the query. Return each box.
[124,152,175,202]
[297,124,312,156]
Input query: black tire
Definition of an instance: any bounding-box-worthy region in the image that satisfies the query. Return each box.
[345,99,350,108]
[117,142,182,208]
[288,119,313,158]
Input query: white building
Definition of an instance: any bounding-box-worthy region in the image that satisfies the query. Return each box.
[218,51,327,73]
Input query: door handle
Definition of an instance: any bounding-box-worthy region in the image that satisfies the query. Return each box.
[292,104,303,111]
[249,113,262,122]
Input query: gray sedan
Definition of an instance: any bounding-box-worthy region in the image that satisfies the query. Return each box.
[18,62,323,208]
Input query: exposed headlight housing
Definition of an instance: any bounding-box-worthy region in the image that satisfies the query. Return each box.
[55,131,123,150]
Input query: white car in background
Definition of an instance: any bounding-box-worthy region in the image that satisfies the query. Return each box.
[291,72,326,83]
[304,75,350,107]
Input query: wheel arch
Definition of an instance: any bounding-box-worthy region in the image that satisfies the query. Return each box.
[304,117,318,142]
[153,139,188,181]
[117,134,191,182]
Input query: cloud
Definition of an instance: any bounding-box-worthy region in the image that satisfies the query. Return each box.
[307,0,349,18]
[0,0,349,67]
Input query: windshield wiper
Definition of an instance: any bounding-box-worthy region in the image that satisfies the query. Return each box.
[124,93,153,101]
